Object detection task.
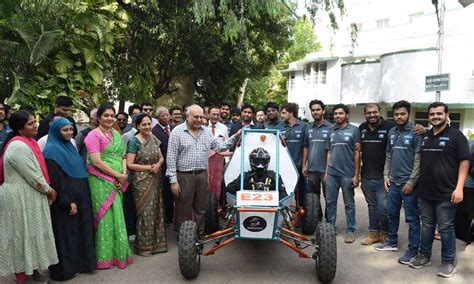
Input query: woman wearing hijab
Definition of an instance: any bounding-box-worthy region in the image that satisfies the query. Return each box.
[43,118,96,281]
[0,110,58,284]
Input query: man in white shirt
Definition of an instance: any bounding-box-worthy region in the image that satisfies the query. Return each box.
[207,106,231,201]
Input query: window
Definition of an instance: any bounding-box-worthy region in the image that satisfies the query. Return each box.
[387,110,394,123]
[376,18,389,28]
[414,111,461,129]
[310,62,327,85]
[289,72,295,91]
[323,111,334,123]
[303,64,311,83]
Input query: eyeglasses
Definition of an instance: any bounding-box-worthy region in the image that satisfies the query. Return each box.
[143,108,153,111]
[117,118,127,122]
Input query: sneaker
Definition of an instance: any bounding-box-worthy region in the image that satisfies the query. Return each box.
[374,240,398,251]
[398,250,418,265]
[361,231,381,245]
[344,232,355,243]
[409,254,432,269]
[437,263,456,278]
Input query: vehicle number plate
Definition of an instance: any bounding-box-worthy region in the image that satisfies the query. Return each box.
[236,191,279,206]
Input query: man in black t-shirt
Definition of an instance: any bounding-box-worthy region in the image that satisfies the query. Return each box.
[409,102,469,279]
[359,103,394,245]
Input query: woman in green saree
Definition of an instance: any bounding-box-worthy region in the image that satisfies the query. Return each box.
[84,103,132,269]
[127,114,167,255]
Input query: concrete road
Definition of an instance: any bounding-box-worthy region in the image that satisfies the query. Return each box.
[1,189,472,283]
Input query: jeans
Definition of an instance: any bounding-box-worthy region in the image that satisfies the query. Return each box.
[326,175,356,233]
[307,171,327,220]
[361,178,388,232]
[387,182,420,253]
[419,198,457,264]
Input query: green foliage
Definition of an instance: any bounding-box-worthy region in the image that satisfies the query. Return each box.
[0,0,129,116]
[281,17,321,63]
[306,0,345,31]
[1,0,332,114]
[108,0,293,106]
[245,17,321,108]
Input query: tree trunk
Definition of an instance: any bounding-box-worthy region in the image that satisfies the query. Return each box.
[118,100,125,113]
[236,78,248,108]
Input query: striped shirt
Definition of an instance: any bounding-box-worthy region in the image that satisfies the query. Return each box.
[166,123,237,183]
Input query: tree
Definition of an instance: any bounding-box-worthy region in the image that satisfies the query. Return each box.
[108,0,293,107]
[245,17,321,108]
[0,0,129,115]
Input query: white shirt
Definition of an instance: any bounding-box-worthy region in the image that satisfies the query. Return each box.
[207,121,230,163]
[151,117,159,128]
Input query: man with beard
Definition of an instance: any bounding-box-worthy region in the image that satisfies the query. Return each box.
[325,104,360,243]
[358,103,395,245]
[116,112,131,134]
[0,103,12,152]
[219,102,232,127]
[409,102,469,278]
[376,101,422,266]
[302,100,331,220]
[169,106,183,127]
[280,102,307,207]
[264,102,282,129]
[229,103,264,136]
[36,96,78,139]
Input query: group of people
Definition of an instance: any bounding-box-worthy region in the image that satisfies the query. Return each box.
[0,95,472,283]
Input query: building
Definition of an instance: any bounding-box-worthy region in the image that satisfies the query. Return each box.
[284,0,474,135]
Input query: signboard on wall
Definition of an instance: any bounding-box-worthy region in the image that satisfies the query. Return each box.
[425,73,450,92]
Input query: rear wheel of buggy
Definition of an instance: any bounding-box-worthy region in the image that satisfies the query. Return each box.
[178,221,201,279]
[314,222,337,282]
[301,193,321,235]
[205,192,219,234]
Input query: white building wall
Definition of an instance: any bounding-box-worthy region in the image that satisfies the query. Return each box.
[341,62,381,104]
[287,59,342,120]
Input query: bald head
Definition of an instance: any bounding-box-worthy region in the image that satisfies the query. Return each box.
[186,104,204,130]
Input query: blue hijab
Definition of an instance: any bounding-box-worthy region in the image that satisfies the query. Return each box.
[43,117,88,178]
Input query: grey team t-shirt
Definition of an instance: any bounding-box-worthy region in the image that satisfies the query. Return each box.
[386,122,422,184]
[304,120,331,173]
[326,123,360,178]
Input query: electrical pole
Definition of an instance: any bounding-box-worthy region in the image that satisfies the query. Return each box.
[434,0,445,102]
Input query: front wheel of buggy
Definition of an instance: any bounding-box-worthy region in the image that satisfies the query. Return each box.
[302,193,321,235]
[178,221,201,279]
[315,222,337,282]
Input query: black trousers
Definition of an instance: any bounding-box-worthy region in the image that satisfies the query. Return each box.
[161,174,174,224]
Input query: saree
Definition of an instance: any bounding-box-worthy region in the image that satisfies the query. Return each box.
[86,129,132,269]
[129,135,167,255]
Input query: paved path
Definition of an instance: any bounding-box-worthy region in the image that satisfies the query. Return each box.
[1,189,472,283]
